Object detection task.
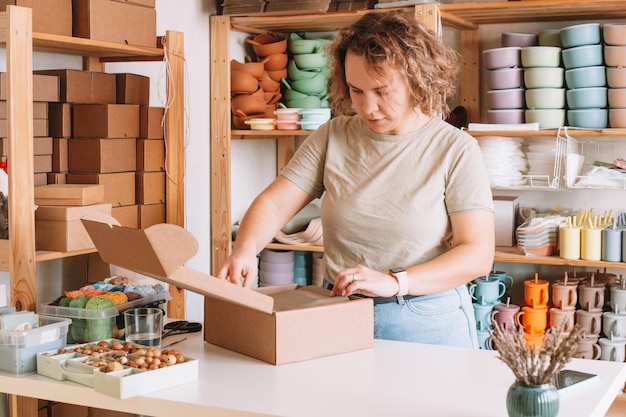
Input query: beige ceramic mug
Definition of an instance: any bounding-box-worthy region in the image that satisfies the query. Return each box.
[575,336,601,360]
[578,283,605,312]
[575,309,602,337]
[551,281,578,310]
[549,307,575,333]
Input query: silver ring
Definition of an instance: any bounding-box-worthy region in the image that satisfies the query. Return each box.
[352,273,358,283]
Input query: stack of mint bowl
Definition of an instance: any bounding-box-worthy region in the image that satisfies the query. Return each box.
[560,23,608,129]
[283,32,331,111]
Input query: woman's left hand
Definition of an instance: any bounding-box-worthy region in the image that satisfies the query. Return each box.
[330,265,399,298]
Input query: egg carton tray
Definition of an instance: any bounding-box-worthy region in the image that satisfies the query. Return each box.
[36,339,198,399]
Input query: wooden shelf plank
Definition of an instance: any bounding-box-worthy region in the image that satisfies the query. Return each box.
[440,0,626,28]
[34,248,97,262]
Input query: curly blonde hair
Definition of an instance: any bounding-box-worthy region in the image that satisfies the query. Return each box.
[328,10,461,118]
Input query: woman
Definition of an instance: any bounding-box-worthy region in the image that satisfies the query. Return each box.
[217,10,494,348]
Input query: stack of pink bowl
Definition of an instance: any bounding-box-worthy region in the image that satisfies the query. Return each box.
[483,46,525,124]
[259,249,294,286]
[603,23,626,128]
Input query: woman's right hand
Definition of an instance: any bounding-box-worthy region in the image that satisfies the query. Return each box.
[216,245,259,288]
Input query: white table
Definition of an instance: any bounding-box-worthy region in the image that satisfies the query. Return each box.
[2,332,626,417]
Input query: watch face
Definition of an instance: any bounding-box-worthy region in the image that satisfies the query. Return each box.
[390,267,406,274]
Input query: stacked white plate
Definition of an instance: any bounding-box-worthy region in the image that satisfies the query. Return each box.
[476,136,528,187]
[524,138,557,181]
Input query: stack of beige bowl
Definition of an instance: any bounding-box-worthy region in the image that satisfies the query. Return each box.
[603,23,626,128]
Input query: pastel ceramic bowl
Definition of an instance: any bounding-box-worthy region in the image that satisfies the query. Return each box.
[482,47,521,70]
[525,109,565,129]
[608,89,626,108]
[299,108,331,120]
[244,118,276,130]
[292,52,329,70]
[604,46,626,68]
[607,67,626,88]
[486,109,524,124]
[609,109,626,127]
[297,120,324,130]
[525,88,565,109]
[259,260,295,273]
[564,66,607,89]
[538,29,562,47]
[258,270,294,286]
[260,249,295,264]
[603,24,626,46]
[274,108,302,120]
[287,60,318,80]
[289,73,328,95]
[486,67,524,90]
[275,120,299,130]
[501,32,538,48]
[521,46,561,68]
[523,67,564,89]
[486,88,525,109]
[561,44,604,69]
[566,87,607,109]
[559,23,601,48]
[567,108,608,128]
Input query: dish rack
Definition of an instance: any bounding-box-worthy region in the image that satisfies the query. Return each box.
[486,130,570,191]
[564,134,626,190]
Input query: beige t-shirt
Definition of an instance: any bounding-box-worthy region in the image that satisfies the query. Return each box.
[281,115,493,283]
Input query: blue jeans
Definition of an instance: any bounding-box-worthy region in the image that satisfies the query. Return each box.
[374,285,478,348]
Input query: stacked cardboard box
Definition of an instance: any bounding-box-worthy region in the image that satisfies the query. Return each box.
[0,0,72,36]
[34,184,112,252]
[72,0,157,47]
[42,69,166,229]
[0,72,60,186]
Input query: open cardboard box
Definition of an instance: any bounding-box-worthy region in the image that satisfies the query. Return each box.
[81,215,374,365]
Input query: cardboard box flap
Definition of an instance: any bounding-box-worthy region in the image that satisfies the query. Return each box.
[81,215,275,314]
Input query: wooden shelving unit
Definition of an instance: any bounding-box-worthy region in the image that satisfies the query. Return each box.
[1,5,186,314]
[210,0,626,276]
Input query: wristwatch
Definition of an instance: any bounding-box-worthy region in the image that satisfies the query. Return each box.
[389,267,409,296]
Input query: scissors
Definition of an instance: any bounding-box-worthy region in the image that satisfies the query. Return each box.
[162,320,202,338]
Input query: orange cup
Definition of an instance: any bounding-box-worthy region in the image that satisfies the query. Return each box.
[516,305,548,334]
[524,276,550,308]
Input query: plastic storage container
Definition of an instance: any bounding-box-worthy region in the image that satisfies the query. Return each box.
[0,315,71,376]
[40,293,170,344]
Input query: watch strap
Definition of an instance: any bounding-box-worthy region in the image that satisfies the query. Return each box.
[389,267,409,296]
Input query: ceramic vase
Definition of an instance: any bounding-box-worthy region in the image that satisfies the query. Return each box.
[506,382,559,417]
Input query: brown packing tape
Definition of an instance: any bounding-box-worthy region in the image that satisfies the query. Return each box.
[81,214,275,314]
